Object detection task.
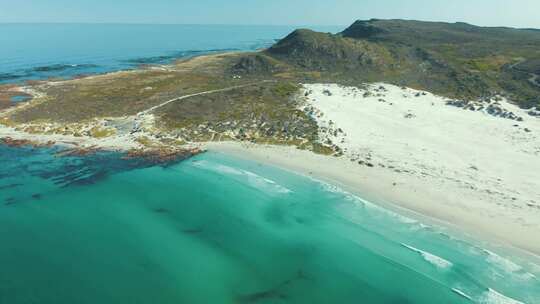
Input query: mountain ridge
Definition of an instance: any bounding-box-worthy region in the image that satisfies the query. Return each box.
[254,19,540,108]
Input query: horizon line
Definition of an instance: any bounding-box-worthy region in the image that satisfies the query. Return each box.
[0,20,538,30]
[0,21,348,27]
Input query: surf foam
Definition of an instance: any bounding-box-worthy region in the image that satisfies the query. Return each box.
[480,288,525,304]
[452,288,473,301]
[191,160,292,194]
[402,243,453,269]
[483,249,536,280]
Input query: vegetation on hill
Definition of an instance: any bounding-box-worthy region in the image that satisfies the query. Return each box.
[258,19,540,108]
[2,19,539,153]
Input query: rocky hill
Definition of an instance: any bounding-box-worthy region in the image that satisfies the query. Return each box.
[261,19,540,108]
[2,19,539,156]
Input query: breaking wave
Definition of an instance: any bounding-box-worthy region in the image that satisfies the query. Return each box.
[452,288,473,301]
[402,243,453,269]
[309,176,422,225]
[191,160,292,194]
[479,288,524,304]
[483,249,536,280]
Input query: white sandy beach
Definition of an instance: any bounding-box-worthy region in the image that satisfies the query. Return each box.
[205,83,540,258]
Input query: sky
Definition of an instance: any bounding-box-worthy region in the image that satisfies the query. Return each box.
[1,0,540,29]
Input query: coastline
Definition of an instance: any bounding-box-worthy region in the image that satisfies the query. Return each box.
[2,75,539,264]
[203,141,540,263]
[3,21,540,303]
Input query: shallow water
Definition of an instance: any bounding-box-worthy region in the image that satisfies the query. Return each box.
[0,24,340,84]
[9,95,31,104]
[1,145,538,304]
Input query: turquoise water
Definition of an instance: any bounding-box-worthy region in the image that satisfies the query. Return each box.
[0,24,340,84]
[9,95,31,104]
[1,144,539,303]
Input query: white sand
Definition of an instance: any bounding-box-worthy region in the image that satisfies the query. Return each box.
[205,83,540,258]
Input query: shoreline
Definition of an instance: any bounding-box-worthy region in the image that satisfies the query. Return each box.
[203,141,540,264]
[4,119,537,262]
[0,49,248,87]
[2,79,539,265]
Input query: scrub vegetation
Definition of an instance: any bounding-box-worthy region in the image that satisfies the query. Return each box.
[3,19,540,154]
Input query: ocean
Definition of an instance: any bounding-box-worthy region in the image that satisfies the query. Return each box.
[1,145,539,303]
[0,23,339,84]
[1,24,539,303]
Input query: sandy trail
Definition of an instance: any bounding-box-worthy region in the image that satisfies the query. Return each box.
[137,80,273,116]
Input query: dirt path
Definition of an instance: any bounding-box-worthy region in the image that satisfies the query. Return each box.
[137,80,273,116]
[529,73,539,87]
[508,59,540,88]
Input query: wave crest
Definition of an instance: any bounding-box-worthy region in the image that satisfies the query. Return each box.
[480,288,524,304]
[402,243,453,269]
[192,160,292,194]
[483,249,536,280]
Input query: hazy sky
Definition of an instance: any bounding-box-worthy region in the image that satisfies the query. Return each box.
[1,0,540,28]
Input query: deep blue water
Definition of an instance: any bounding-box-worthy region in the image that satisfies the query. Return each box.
[0,23,340,83]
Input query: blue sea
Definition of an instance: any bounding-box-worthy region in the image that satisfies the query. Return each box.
[1,24,540,303]
[0,23,339,83]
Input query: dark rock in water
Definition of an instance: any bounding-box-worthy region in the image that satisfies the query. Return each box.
[153,208,170,214]
[32,63,98,73]
[4,197,17,206]
[237,290,287,303]
[182,228,204,235]
[0,72,25,82]
[55,146,101,157]
[49,167,110,188]
[31,193,42,199]
[0,145,172,193]
[124,147,205,165]
[0,183,23,190]
[237,270,308,303]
